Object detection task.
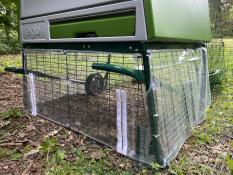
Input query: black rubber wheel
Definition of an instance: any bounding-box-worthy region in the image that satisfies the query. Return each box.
[85,73,105,95]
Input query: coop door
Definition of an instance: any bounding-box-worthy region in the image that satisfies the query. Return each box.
[23,49,150,158]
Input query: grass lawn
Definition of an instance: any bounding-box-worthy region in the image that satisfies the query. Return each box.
[0,41,232,174]
[0,54,21,73]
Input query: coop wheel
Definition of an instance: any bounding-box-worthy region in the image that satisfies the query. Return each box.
[85,73,105,95]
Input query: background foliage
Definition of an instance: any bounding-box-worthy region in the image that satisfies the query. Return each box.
[209,0,233,37]
[0,0,20,54]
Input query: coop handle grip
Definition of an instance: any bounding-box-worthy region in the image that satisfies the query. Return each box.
[5,67,25,74]
[92,63,144,82]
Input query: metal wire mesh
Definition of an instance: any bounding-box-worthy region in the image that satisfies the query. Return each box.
[150,48,211,163]
[208,0,233,94]
[23,48,210,165]
[23,49,155,163]
[208,0,224,94]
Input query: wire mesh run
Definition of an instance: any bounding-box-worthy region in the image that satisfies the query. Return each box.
[23,49,154,163]
[150,48,211,163]
[208,0,225,94]
[23,48,210,165]
[208,0,233,94]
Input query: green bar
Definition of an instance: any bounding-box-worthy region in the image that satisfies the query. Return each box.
[92,63,144,82]
[50,14,135,39]
[142,50,164,166]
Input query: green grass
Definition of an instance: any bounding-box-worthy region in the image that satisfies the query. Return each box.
[23,135,140,175]
[168,39,233,174]
[0,108,23,161]
[0,108,22,120]
[0,54,21,73]
[224,39,233,73]
[168,76,233,174]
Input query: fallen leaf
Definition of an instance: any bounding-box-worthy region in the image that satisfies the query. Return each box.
[119,163,125,168]
[0,120,10,128]
[44,128,61,138]
[18,132,26,138]
[24,147,41,158]
[90,151,105,160]
[67,133,74,141]
[78,138,85,145]
[26,125,36,132]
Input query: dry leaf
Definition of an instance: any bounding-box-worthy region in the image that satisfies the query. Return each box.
[26,125,36,132]
[0,121,10,128]
[44,128,62,138]
[24,147,41,158]
[18,132,26,138]
[90,151,105,160]
[119,164,125,168]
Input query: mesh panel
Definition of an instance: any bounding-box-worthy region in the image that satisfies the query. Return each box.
[208,0,233,94]
[23,48,210,165]
[23,49,155,163]
[150,48,211,163]
[208,0,225,94]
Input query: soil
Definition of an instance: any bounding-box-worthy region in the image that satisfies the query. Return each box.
[0,73,22,112]
[0,73,140,175]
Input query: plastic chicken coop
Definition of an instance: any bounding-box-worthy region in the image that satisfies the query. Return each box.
[7,0,212,166]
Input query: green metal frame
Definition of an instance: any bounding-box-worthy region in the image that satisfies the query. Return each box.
[141,49,164,165]
[92,63,144,82]
[23,42,201,53]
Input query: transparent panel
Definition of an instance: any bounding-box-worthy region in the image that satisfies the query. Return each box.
[150,48,211,163]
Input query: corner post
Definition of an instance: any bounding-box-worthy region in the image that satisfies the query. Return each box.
[141,47,164,166]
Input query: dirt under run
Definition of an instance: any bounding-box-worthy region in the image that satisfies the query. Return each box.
[0,73,22,112]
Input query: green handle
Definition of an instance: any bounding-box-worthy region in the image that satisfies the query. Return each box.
[5,67,61,81]
[5,67,25,74]
[92,63,145,82]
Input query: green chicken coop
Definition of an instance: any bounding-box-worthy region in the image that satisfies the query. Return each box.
[7,0,212,166]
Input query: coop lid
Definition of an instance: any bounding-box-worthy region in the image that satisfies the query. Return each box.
[20,0,120,19]
[19,0,211,43]
[144,0,211,42]
[50,11,136,39]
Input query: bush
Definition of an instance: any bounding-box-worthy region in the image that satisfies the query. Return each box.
[0,39,21,54]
